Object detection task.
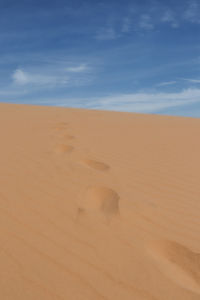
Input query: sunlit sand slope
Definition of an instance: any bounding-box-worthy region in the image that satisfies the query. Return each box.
[0,103,200,300]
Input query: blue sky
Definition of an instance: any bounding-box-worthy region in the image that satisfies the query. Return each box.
[1,0,200,117]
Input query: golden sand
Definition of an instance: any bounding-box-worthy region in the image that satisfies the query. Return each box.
[0,103,200,299]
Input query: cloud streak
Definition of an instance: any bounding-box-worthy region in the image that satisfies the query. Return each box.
[13,69,29,85]
[160,10,179,28]
[12,62,93,89]
[12,68,69,86]
[139,14,154,30]
[66,64,89,73]
[183,78,200,83]
[3,87,200,115]
[95,1,200,42]
[96,27,117,40]
[82,88,200,113]
[156,81,177,87]
[184,0,200,23]
[121,17,132,33]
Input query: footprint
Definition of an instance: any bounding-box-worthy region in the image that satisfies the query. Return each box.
[64,134,75,140]
[148,239,200,295]
[84,186,120,218]
[80,159,109,171]
[54,144,74,154]
[56,122,68,127]
[76,207,85,219]
[53,122,68,131]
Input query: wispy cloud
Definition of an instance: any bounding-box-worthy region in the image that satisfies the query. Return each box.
[184,0,200,23]
[96,27,117,40]
[12,68,68,86]
[182,78,200,83]
[13,69,29,85]
[161,10,179,28]
[66,63,89,73]
[94,1,200,43]
[121,17,132,33]
[139,14,154,30]
[12,62,92,89]
[3,88,200,114]
[81,88,200,113]
[156,81,177,87]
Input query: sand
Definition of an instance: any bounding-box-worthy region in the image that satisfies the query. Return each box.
[0,102,200,300]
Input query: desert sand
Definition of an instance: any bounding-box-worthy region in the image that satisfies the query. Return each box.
[0,102,200,300]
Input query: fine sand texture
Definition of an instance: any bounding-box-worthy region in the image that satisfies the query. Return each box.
[0,102,200,300]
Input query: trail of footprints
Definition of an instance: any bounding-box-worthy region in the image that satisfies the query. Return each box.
[52,121,120,221]
[53,122,74,153]
[52,122,200,295]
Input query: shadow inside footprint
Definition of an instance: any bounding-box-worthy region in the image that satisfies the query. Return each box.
[148,239,200,295]
[80,159,110,171]
[64,134,75,140]
[84,186,119,218]
[56,122,68,127]
[54,144,74,154]
[54,122,68,131]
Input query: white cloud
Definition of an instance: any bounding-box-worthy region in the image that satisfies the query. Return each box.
[121,17,131,33]
[12,62,92,88]
[161,10,179,28]
[66,63,88,73]
[12,68,68,86]
[161,10,174,22]
[183,78,200,83]
[139,14,154,30]
[12,69,29,85]
[96,27,117,40]
[156,81,177,87]
[184,0,200,23]
[96,16,132,41]
[3,84,200,115]
[95,4,197,41]
[83,88,200,113]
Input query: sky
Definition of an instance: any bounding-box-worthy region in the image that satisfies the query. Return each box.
[1,0,200,117]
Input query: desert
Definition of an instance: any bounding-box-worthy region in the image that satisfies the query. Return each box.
[0,102,200,299]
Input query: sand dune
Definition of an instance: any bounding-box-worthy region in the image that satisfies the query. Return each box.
[0,102,200,299]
